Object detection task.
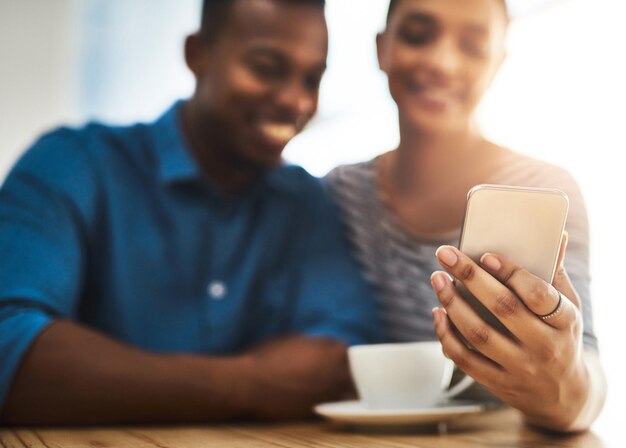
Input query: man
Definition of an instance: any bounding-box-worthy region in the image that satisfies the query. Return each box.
[0,0,380,425]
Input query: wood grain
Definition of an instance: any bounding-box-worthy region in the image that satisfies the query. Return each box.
[0,409,606,448]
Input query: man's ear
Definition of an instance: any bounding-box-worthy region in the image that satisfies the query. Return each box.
[185,33,209,77]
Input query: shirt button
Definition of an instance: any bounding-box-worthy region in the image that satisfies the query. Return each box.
[207,281,227,300]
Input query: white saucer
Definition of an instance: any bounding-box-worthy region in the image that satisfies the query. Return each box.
[314,400,485,426]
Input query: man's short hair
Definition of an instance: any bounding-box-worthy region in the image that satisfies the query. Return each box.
[201,0,327,43]
[386,0,509,24]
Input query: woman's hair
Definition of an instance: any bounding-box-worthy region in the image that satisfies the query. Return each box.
[201,0,326,43]
[385,0,509,24]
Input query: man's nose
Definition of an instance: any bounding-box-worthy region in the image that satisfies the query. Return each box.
[275,79,316,117]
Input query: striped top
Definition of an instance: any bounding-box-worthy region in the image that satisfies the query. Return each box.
[326,153,598,350]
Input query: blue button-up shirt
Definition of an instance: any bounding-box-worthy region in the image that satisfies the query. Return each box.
[0,102,381,409]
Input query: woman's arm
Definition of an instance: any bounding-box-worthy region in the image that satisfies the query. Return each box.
[523,348,606,432]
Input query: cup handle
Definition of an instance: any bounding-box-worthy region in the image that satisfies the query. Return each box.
[441,374,474,401]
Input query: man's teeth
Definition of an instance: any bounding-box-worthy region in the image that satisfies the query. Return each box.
[259,123,298,142]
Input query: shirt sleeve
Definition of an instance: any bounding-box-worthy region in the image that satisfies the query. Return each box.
[0,130,94,410]
[287,180,383,346]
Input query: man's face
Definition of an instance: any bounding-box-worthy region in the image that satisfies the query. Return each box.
[188,0,328,168]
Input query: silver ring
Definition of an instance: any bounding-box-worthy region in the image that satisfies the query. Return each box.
[537,292,564,321]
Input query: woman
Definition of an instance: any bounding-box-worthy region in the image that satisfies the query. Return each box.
[326,0,606,432]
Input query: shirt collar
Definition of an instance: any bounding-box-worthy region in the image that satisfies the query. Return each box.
[153,100,307,196]
[261,163,307,197]
[153,100,203,184]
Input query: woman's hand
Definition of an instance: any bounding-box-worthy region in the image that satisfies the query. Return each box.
[430,234,596,432]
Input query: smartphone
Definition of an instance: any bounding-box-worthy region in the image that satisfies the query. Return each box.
[456,184,569,336]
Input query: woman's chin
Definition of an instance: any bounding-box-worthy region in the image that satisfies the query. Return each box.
[402,111,467,136]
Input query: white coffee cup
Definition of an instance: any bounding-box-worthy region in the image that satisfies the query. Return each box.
[348,341,474,410]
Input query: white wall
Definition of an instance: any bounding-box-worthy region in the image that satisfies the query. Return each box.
[77,0,199,123]
[0,0,200,180]
[0,0,83,180]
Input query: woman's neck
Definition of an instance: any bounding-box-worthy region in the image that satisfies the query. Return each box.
[377,120,505,239]
[390,121,487,195]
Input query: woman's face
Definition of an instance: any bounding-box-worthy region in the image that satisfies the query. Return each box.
[378,0,508,135]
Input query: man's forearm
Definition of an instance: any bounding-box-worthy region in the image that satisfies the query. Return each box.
[2,320,256,425]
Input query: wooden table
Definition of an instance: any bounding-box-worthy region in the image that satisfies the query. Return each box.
[0,409,607,448]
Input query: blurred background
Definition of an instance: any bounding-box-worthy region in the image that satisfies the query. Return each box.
[1,0,624,435]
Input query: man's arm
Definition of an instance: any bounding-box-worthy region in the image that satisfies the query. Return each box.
[2,320,351,425]
[288,178,383,345]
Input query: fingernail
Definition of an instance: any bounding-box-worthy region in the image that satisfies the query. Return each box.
[481,253,502,271]
[432,307,442,324]
[436,246,458,267]
[430,272,447,292]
